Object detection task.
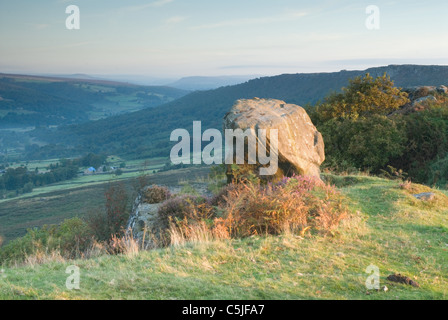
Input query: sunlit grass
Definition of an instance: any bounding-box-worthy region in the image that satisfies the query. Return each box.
[0,174,447,300]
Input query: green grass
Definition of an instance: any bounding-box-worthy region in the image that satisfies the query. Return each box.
[7,158,60,171]
[89,92,171,120]
[0,174,447,300]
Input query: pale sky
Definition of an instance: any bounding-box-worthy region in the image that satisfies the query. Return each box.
[1,0,448,77]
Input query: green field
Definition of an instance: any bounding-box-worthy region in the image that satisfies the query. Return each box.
[1,156,168,201]
[0,174,447,300]
[77,83,181,120]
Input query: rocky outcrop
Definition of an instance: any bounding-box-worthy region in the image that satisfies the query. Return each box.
[125,190,162,248]
[392,86,447,115]
[413,192,436,201]
[437,85,448,94]
[223,98,325,181]
[126,183,212,247]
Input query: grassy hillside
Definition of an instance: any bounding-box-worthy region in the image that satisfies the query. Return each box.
[34,64,448,159]
[1,175,446,300]
[0,74,188,128]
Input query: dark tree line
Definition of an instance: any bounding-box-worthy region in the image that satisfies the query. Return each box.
[0,161,78,192]
[0,153,108,195]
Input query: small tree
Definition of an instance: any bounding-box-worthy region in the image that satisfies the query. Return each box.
[316,73,409,121]
[88,182,129,241]
[23,182,34,194]
[104,182,129,238]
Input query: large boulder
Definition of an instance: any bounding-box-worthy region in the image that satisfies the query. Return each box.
[223,98,325,181]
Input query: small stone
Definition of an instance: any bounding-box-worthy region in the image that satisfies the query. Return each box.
[382,286,389,292]
[413,96,437,105]
[412,192,436,201]
[336,252,345,257]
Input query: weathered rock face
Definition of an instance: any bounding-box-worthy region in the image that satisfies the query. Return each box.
[125,191,161,248]
[223,98,325,181]
[126,183,212,247]
[437,85,448,94]
[413,192,436,201]
[392,86,447,115]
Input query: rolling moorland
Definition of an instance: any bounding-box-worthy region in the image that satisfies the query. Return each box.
[0,65,447,300]
[0,73,188,128]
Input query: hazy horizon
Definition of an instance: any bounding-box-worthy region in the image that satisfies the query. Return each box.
[1,0,448,78]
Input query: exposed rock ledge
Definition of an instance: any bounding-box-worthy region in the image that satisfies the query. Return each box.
[126,183,211,247]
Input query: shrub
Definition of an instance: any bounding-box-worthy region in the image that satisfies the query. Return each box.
[179,183,200,196]
[142,185,171,204]
[208,183,240,207]
[23,182,33,194]
[427,154,448,188]
[160,176,348,245]
[55,218,93,255]
[156,195,212,232]
[0,218,93,265]
[379,165,408,181]
[87,182,129,241]
[105,182,129,235]
[107,233,139,258]
[219,175,347,237]
[226,163,261,184]
[315,73,409,122]
[395,106,448,182]
[208,164,227,195]
[413,87,432,99]
[319,115,406,172]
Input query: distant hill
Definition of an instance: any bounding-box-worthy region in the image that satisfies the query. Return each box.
[31,65,448,159]
[36,73,99,80]
[0,73,188,128]
[167,75,261,91]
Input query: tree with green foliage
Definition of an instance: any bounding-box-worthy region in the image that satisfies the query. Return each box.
[87,183,129,241]
[23,182,33,194]
[319,115,406,172]
[315,73,409,122]
[393,106,448,182]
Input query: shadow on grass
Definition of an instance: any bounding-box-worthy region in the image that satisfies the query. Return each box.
[343,183,401,217]
[398,223,448,239]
